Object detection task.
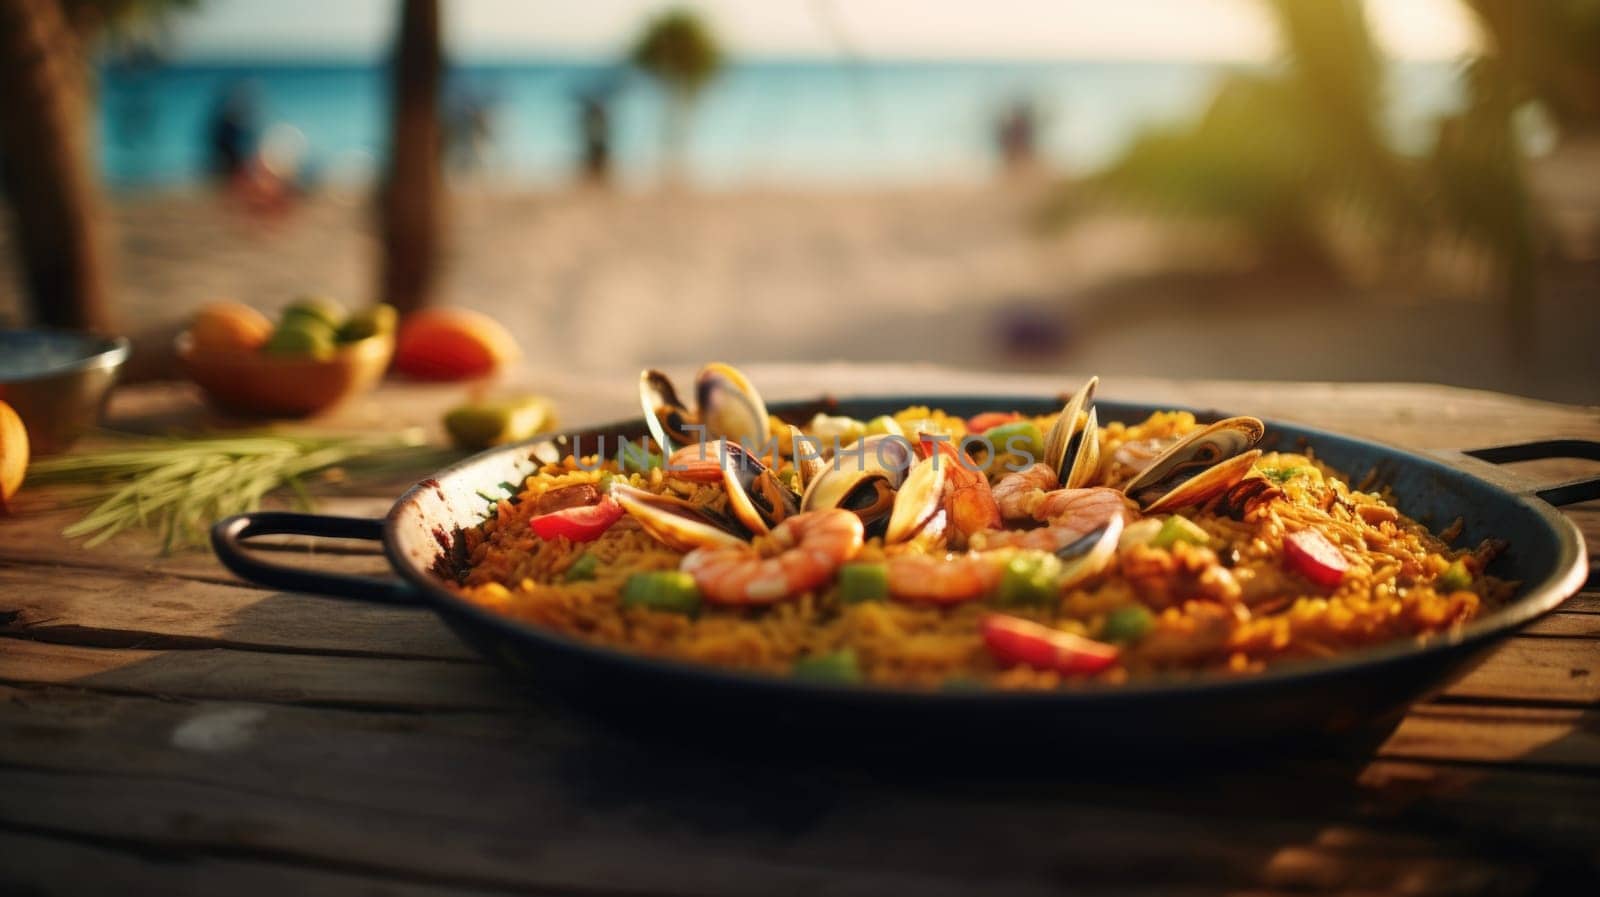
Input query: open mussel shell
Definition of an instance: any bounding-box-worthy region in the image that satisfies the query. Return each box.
[884,456,946,544]
[800,467,897,534]
[788,424,826,491]
[611,483,748,552]
[1139,450,1262,514]
[639,369,698,453]
[854,433,915,487]
[1122,416,1266,512]
[696,362,770,448]
[1042,376,1100,489]
[717,440,800,534]
[1055,514,1124,590]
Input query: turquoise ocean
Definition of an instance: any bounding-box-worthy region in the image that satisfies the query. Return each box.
[98,58,1465,189]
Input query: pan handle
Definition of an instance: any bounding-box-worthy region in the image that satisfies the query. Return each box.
[1462,439,1600,507]
[212,512,419,605]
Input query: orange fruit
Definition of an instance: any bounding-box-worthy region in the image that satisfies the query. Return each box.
[190,301,273,353]
[393,308,520,380]
[0,399,28,513]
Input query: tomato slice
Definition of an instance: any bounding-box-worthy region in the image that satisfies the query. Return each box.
[529,497,623,542]
[981,613,1120,676]
[1283,529,1349,588]
[967,411,1022,434]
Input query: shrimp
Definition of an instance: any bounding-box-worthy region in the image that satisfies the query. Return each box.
[974,487,1134,553]
[924,437,1001,546]
[681,509,863,605]
[886,552,1004,605]
[991,463,1058,521]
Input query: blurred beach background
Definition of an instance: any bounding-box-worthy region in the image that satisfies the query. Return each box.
[2,0,1597,402]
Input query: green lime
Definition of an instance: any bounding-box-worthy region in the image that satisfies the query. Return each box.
[337,304,398,343]
[262,320,336,358]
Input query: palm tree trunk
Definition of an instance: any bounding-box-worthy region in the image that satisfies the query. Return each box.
[378,0,444,315]
[0,0,113,333]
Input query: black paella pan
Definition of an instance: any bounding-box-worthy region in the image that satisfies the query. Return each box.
[212,396,1597,751]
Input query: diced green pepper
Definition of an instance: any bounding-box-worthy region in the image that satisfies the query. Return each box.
[1438,559,1473,592]
[597,471,616,492]
[982,421,1046,466]
[792,649,862,684]
[621,571,701,615]
[1118,518,1164,551]
[1152,514,1210,549]
[620,448,663,474]
[1101,605,1155,643]
[838,562,889,603]
[563,552,599,582]
[997,549,1065,606]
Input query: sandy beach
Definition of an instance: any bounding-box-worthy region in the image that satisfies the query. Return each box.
[2,176,1596,405]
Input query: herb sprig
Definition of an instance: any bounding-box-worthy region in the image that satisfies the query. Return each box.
[27,430,443,552]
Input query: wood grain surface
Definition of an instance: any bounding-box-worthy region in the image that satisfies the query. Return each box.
[1,366,1596,896]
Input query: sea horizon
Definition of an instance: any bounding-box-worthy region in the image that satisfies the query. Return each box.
[100,56,1463,190]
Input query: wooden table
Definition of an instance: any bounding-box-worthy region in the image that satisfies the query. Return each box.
[3,366,1597,896]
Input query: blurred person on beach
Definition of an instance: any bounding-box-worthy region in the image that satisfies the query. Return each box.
[205,80,302,217]
[206,80,259,183]
[994,96,1040,176]
[446,85,497,173]
[574,76,621,185]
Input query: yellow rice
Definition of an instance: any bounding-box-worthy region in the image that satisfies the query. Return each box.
[452,409,1514,689]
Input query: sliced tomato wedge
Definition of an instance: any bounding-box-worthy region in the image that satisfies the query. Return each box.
[1283,529,1348,588]
[981,613,1120,676]
[529,497,623,542]
[966,411,1022,434]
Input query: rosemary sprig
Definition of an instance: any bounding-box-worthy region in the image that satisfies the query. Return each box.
[27,429,445,552]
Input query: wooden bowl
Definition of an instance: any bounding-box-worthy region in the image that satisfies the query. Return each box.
[176,331,394,417]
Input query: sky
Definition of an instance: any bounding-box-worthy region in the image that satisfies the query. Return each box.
[168,0,1482,62]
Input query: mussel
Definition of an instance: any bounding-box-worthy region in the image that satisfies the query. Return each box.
[639,363,771,453]
[801,435,933,541]
[884,455,946,544]
[1041,377,1101,489]
[800,467,898,533]
[1121,417,1265,513]
[1055,514,1125,590]
[715,440,800,534]
[610,483,749,552]
[787,424,826,491]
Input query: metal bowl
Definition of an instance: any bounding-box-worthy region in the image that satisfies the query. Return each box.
[0,329,130,454]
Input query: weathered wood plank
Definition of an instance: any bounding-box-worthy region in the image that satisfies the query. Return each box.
[1521,611,1600,638]
[0,689,1595,895]
[1382,706,1600,769]
[1440,638,1600,705]
[1560,592,1600,614]
[0,565,477,661]
[0,830,508,897]
[0,497,397,582]
[0,640,517,710]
